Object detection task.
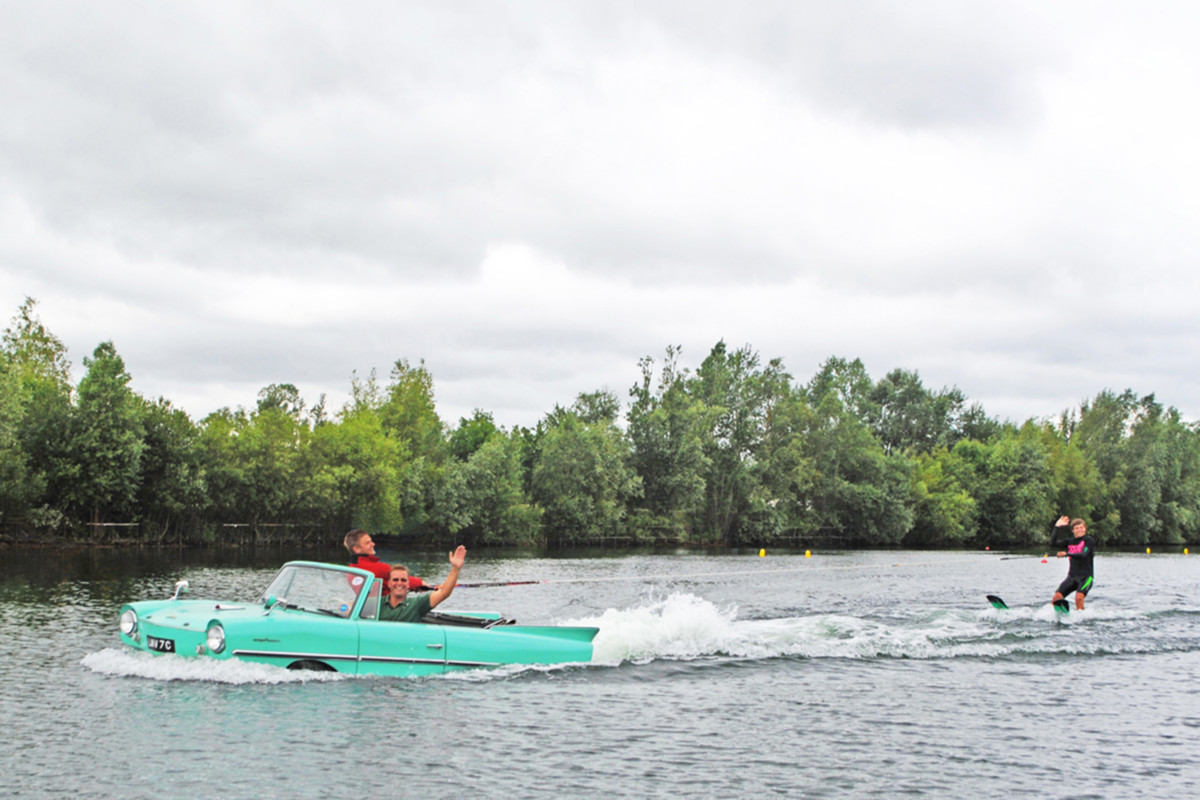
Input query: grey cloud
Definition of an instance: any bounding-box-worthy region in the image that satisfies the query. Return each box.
[628,0,1061,130]
[1,1,1065,290]
[4,2,1200,429]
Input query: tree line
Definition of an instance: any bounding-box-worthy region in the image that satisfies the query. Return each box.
[2,298,1198,549]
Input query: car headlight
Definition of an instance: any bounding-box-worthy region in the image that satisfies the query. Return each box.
[120,609,138,636]
[206,624,226,654]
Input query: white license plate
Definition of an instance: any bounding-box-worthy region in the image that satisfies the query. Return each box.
[147,636,175,653]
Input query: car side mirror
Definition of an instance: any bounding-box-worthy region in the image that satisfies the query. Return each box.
[262,594,285,615]
[171,580,189,601]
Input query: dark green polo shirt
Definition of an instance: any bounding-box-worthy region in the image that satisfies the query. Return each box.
[377,593,432,623]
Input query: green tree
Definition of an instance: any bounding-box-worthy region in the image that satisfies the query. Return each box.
[2,297,72,389]
[199,407,254,527]
[958,402,1005,443]
[806,356,878,425]
[868,368,966,455]
[572,390,622,425]
[136,397,206,541]
[1078,393,1200,546]
[456,432,542,545]
[0,355,33,521]
[958,423,1054,547]
[531,406,641,544]
[1070,389,1135,541]
[748,389,819,543]
[380,359,443,460]
[69,342,146,531]
[379,359,447,533]
[692,341,792,544]
[1153,406,1200,545]
[198,398,316,540]
[448,409,500,461]
[235,391,313,535]
[627,347,708,537]
[906,446,977,546]
[2,298,74,529]
[306,401,407,533]
[257,383,305,417]
[801,374,913,546]
[1043,413,1104,534]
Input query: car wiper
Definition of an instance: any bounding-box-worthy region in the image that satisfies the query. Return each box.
[262,595,346,617]
[298,606,343,617]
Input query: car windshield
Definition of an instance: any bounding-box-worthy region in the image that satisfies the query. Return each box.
[259,564,365,618]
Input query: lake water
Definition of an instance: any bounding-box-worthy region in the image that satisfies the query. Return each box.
[2,546,1198,799]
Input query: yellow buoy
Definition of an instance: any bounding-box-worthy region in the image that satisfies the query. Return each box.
[805,550,812,558]
[1146,547,1152,554]
[759,548,765,557]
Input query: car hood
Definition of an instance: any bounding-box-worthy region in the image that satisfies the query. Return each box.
[126,599,268,630]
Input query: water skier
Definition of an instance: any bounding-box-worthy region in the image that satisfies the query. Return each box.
[1050,515,1096,611]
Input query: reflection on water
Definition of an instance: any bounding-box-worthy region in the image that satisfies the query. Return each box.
[1,544,344,587]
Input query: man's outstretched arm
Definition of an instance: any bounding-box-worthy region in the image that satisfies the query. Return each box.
[428,546,466,610]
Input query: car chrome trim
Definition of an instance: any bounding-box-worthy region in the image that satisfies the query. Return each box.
[232,650,359,662]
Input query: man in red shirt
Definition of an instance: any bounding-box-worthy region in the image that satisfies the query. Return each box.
[344,529,430,592]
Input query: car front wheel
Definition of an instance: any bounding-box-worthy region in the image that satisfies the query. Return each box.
[287,660,335,672]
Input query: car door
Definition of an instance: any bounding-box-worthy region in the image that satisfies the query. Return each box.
[356,618,447,677]
[265,609,363,670]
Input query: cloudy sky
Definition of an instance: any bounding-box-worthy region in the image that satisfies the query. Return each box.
[3,1,1199,429]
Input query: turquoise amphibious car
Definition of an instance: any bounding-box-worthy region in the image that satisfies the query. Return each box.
[118,561,598,675]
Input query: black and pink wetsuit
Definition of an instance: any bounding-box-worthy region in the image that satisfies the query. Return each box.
[1052,526,1096,597]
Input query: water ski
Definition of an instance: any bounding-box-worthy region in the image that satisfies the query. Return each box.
[988,594,1070,616]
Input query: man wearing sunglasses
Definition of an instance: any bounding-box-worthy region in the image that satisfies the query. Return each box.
[378,545,467,623]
